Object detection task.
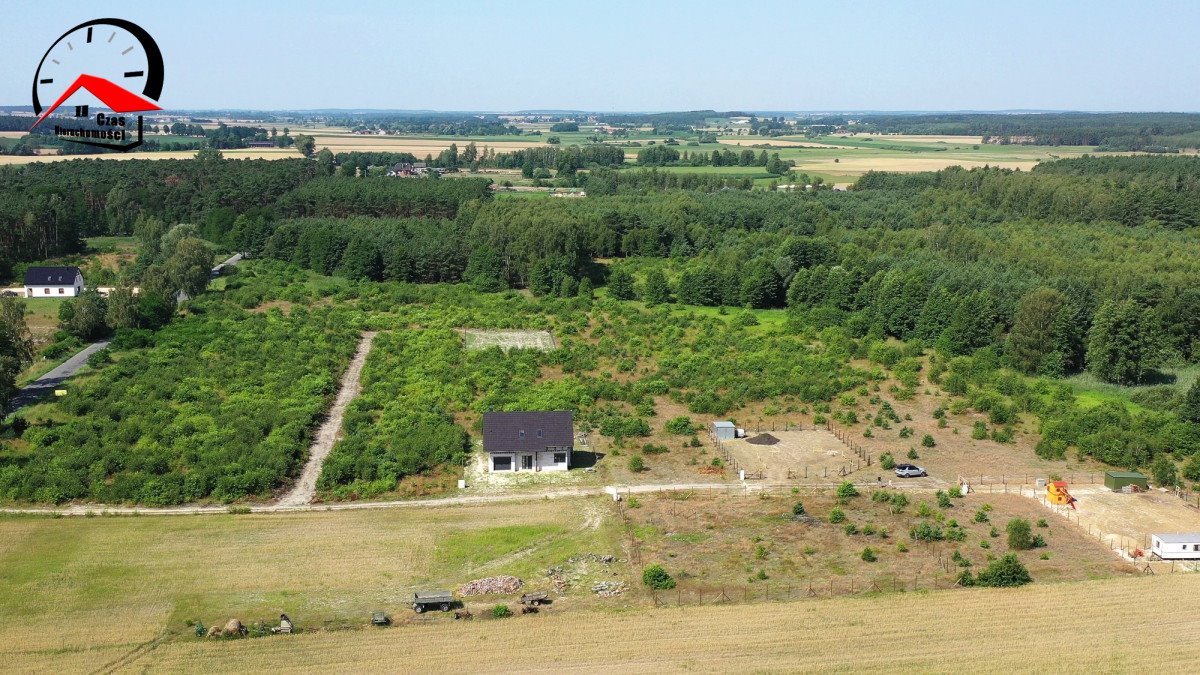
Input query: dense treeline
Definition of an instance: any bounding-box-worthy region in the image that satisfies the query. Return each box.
[264,217,464,282]
[0,157,316,274]
[274,177,491,219]
[828,112,1200,150]
[331,113,522,136]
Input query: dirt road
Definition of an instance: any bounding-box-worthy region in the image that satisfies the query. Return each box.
[276,331,377,507]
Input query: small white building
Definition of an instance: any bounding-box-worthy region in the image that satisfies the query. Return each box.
[712,420,736,441]
[483,411,573,473]
[1150,533,1200,560]
[24,266,84,298]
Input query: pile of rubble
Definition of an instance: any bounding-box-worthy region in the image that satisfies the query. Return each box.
[566,553,616,564]
[460,575,523,596]
[547,552,622,593]
[592,581,627,597]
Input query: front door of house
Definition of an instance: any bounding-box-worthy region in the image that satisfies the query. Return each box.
[521,455,534,470]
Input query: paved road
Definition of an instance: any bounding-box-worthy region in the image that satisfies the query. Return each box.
[5,339,111,414]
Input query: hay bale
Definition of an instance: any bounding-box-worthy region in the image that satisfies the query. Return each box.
[223,619,245,636]
[746,433,780,446]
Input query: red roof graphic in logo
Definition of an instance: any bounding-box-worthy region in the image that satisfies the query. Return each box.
[30,73,161,130]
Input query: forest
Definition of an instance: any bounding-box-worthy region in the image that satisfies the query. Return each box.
[2,152,1200,504]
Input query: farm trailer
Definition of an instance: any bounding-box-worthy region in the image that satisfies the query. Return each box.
[412,591,455,613]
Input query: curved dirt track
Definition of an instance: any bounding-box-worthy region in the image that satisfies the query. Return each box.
[277,331,377,507]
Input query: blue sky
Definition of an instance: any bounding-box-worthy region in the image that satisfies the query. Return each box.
[2,0,1198,111]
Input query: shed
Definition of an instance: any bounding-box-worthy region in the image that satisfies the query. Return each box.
[1150,533,1200,560]
[712,420,735,441]
[1104,471,1149,492]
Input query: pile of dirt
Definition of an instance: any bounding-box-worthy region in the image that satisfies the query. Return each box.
[460,575,523,596]
[746,433,780,445]
[548,553,622,592]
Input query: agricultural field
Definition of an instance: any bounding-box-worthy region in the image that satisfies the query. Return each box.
[17,572,1200,672]
[0,497,626,671]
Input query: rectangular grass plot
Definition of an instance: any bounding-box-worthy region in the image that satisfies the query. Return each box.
[457,329,557,352]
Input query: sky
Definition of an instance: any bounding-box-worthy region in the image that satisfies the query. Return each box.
[2,0,1199,112]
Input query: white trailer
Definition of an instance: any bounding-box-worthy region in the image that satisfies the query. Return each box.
[1150,533,1200,560]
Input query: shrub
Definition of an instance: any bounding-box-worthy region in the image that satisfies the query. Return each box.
[958,570,976,587]
[1006,518,1034,550]
[792,501,806,516]
[813,413,827,425]
[909,521,944,542]
[665,416,696,435]
[755,543,768,560]
[1151,454,1179,488]
[1031,534,1047,548]
[890,492,909,513]
[971,421,988,440]
[871,490,891,503]
[628,455,646,472]
[1036,518,1048,528]
[862,524,876,535]
[936,491,952,509]
[642,564,676,590]
[836,481,859,502]
[947,486,962,498]
[861,547,877,562]
[921,434,936,448]
[844,523,859,535]
[973,509,990,523]
[899,426,913,439]
[907,448,919,460]
[491,604,512,618]
[641,443,669,455]
[862,428,874,438]
[627,496,642,509]
[879,452,895,470]
[829,507,846,524]
[976,554,1032,587]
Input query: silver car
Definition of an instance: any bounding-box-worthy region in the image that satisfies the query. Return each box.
[894,464,927,478]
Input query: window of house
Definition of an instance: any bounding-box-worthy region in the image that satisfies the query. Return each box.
[554,452,567,464]
[493,456,512,471]
[44,288,50,295]
[537,429,543,438]
[58,288,64,294]
[519,430,525,439]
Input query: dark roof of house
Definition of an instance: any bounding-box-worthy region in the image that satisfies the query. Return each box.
[483,411,573,453]
[24,266,81,286]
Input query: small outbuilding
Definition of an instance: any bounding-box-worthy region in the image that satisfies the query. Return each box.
[1104,471,1149,492]
[1150,533,1200,560]
[711,420,736,441]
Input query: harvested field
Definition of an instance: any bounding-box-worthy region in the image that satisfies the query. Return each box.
[67,574,1200,672]
[457,328,557,352]
[0,497,625,668]
[797,155,1040,173]
[722,428,853,481]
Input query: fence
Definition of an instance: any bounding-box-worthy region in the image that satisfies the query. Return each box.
[709,421,873,481]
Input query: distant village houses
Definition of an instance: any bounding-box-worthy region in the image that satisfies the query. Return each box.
[387,161,449,177]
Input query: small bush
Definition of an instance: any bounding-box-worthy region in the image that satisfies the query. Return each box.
[936,491,952,509]
[907,448,919,460]
[844,523,859,535]
[641,443,669,455]
[1006,518,1034,550]
[879,452,895,470]
[910,521,944,542]
[1036,518,1048,528]
[862,524,876,535]
[755,543,768,560]
[896,541,909,553]
[871,490,891,503]
[627,496,641,509]
[628,455,646,472]
[836,481,859,502]
[642,564,676,590]
[921,434,936,448]
[899,426,913,439]
[792,501,806,516]
[973,509,990,523]
[829,507,846,524]
[947,486,962,498]
[665,416,696,435]
[861,547,877,562]
[491,604,512,618]
[971,421,988,440]
[976,554,1032,587]
[890,492,909,514]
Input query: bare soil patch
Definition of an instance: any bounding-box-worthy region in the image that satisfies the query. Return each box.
[723,429,855,482]
[457,328,556,352]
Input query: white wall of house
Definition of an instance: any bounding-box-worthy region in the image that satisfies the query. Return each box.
[489,449,570,473]
[25,283,82,298]
[1151,535,1200,560]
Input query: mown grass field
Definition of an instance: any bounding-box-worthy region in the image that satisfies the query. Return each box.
[26,573,1200,672]
[0,498,624,670]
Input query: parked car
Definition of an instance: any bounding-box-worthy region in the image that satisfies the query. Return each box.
[894,464,927,478]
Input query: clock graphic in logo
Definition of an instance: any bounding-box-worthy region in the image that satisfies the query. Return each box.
[30,18,164,150]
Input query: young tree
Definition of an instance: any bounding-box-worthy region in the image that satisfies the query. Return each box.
[168,238,215,299]
[642,269,671,306]
[577,277,594,301]
[104,285,140,329]
[1087,300,1159,385]
[61,291,108,340]
[0,297,34,409]
[1007,287,1067,374]
[294,134,316,157]
[1180,380,1200,424]
[1006,518,1034,551]
[607,267,636,300]
[1151,454,1179,487]
[975,554,1032,587]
